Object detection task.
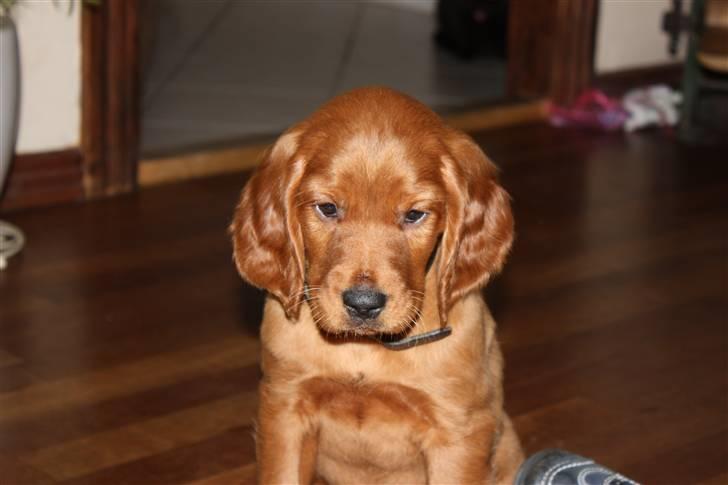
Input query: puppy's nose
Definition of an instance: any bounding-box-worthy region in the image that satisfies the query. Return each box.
[342,286,387,320]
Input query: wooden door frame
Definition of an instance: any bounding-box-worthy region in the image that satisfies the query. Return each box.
[508,0,598,103]
[138,1,599,188]
[81,0,140,198]
[0,0,140,212]
[1,0,595,211]
[97,0,598,191]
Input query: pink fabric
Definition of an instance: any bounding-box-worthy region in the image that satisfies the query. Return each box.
[548,89,629,131]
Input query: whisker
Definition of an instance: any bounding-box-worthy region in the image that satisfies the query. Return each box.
[406,304,423,329]
[407,300,422,313]
[288,286,324,305]
[312,311,326,327]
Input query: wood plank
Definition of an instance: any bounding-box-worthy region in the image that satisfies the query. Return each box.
[622,431,728,484]
[61,426,256,485]
[22,392,257,480]
[0,337,259,426]
[183,463,257,485]
[0,348,21,368]
[698,473,728,485]
[139,142,270,187]
[0,149,84,212]
[445,100,547,134]
[0,454,56,485]
[0,363,38,393]
[498,255,723,352]
[0,365,260,455]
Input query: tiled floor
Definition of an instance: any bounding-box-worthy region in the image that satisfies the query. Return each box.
[140,1,506,157]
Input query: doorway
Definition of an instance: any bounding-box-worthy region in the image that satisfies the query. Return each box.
[75,0,595,197]
[139,1,510,158]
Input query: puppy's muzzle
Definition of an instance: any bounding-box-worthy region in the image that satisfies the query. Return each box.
[342,286,387,322]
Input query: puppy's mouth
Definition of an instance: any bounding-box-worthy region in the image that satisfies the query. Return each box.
[343,317,384,336]
[306,284,419,338]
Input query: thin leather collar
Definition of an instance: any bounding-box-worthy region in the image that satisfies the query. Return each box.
[371,326,452,351]
[303,285,452,350]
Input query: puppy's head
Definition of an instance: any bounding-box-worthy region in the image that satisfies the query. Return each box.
[230,88,513,336]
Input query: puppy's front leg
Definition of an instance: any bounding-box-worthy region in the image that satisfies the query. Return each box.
[425,443,495,485]
[257,383,315,485]
[425,418,499,485]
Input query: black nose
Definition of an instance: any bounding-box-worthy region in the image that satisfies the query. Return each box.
[342,286,387,320]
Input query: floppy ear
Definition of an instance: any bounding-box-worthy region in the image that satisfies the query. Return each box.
[229,130,307,320]
[436,131,514,326]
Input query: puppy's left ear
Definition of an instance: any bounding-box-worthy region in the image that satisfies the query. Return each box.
[229,129,307,320]
[437,130,514,325]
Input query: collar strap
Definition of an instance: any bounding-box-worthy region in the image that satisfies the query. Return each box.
[372,326,452,351]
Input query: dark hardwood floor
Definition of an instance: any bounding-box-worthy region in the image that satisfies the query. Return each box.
[1,123,726,484]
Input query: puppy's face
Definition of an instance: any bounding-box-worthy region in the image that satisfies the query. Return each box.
[231,88,514,337]
[297,134,445,336]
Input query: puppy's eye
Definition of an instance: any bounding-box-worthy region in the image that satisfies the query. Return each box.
[403,209,427,225]
[315,203,339,219]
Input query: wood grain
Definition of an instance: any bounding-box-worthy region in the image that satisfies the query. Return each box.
[0,338,259,426]
[23,392,258,480]
[508,0,597,103]
[0,149,84,212]
[0,349,21,368]
[0,123,725,484]
[81,0,140,198]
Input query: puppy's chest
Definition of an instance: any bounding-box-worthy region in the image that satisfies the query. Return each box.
[297,376,439,469]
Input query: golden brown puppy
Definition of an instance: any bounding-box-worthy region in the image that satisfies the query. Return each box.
[230,87,523,485]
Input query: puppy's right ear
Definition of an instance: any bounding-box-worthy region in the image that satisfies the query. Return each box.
[436,130,514,326]
[229,129,306,319]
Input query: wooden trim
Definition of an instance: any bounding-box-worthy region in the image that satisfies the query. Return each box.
[139,100,548,187]
[508,0,597,104]
[140,143,270,187]
[81,0,140,198]
[0,150,84,212]
[445,99,548,133]
[594,63,683,96]
[551,0,598,103]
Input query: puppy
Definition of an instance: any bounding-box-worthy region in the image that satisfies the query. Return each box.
[230,87,523,484]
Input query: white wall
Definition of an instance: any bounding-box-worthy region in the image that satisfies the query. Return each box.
[595,0,686,73]
[13,0,80,154]
[383,0,683,73]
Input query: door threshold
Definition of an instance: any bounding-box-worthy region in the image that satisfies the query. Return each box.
[139,99,547,187]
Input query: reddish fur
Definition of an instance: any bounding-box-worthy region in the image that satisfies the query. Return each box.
[230,87,523,484]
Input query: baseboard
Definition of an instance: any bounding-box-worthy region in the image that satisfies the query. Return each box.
[0,101,549,208]
[139,142,270,187]
[0,149,84,212]
[139,99,548,187]
[594,63,683,96]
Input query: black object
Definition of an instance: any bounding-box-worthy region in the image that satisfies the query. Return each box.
[515,449,640,485]
[662,0,693,56]
[434,0,508,60]
[373,326,452,351]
